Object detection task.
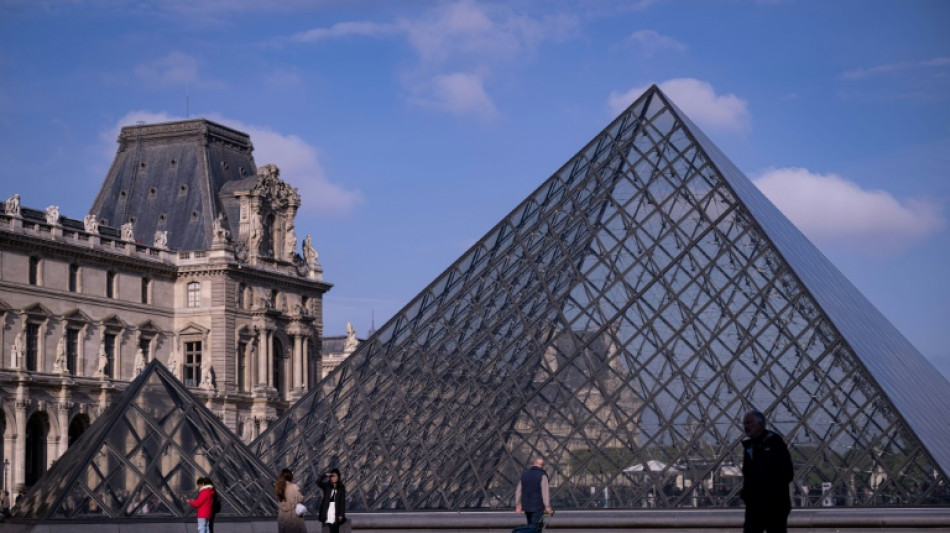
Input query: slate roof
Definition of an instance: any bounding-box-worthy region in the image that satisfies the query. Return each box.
[90,119,257,251]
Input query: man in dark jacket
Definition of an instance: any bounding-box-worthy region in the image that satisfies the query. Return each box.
[741,410,794,533]
[515,457,553,529]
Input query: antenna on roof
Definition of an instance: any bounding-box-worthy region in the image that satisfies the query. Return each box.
[186,84,190,119]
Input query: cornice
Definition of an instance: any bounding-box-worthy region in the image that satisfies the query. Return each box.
[0,229,177,276]
[0,281,177,319]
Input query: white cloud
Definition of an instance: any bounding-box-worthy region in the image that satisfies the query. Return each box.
[409,71,497,119]
[289,1,578,119]
[100,111,362,217]
[841,57,950,80]
[609,78,750,133]
[753,167,945,256]
[133,51,218,88]
[623,29,687,57]
[291,21,399,43]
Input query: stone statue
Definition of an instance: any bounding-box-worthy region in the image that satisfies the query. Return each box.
[200,364,215,390]
[285,223,297,260]
[11,331,24,369]
[344,322,358,353]
[133,348,146,376]
[84,214,99,235]
[241,416,255,442]
[249,212,263,255]
[303,234,320,271]
[45,205,60,225]
[53,337,67,374]
[212,213,230,243]
[95,343,109,378]
[153,230,168,249]
[121,221,135,242]
[167,350,179,378]
[5,194,21,216]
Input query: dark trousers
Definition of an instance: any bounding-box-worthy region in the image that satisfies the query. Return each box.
[524,510,544,529]
[743,505,790,533]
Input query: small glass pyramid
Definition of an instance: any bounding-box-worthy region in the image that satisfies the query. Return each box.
[13,360,278,520]
[253,86,950,510]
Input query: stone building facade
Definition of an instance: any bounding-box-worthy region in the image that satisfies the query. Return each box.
[0,119,332,495]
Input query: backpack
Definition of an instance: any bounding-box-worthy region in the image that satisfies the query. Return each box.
[212,492,222,514]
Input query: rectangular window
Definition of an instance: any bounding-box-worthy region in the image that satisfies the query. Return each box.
[187,282,200,308]
[184,341,202,387]
[104,333,115,378]
[141,278,150,304]
[68,264,80,292]
[28,257,41,286]
[66,329,79,375]
[26,323,40,371]
[106,272,116,299]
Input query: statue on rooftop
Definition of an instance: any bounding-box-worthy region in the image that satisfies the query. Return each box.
[344,322,358,353]
[121,221,135,242]
[303,234,320,272]
[45,205,60,225]
[5,194,20,216]
[84,214,99,235]
[213,213,230,244]
[154,230,168,249]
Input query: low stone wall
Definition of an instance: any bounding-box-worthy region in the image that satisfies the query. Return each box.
[8,508,950,533]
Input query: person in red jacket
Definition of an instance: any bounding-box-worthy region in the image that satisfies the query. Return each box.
[188,477,216,533]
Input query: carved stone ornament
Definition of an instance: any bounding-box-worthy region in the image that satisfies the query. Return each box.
[5,194,21,216]
[45,205,60,225]
[253,164,301,208]
[84,214,100,234]
[121,221,135,242]
[154,230,168,249]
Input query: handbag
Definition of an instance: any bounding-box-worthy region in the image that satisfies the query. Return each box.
[295,502,307,516]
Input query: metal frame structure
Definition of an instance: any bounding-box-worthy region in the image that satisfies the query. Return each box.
[12,360,278,520]
[254,86,950,510]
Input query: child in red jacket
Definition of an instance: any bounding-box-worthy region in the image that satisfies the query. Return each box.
[188,477,216,533]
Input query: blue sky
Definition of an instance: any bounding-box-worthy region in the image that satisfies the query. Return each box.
[1,0,948,381]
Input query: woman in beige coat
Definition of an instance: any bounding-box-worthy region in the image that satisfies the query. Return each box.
[275,469,308,533]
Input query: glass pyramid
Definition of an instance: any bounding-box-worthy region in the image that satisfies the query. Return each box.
[254,85,950,510]
[13,360,278,520]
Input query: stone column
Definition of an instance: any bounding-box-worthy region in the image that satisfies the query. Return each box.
[13,400,27,491]
[54,402,70,459]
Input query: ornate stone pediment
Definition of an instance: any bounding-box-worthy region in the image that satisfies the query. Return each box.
[252,164,301,208]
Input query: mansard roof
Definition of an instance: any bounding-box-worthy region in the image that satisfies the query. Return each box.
[90,119,258,251]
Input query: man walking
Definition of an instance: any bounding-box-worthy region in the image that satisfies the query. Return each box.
[741,410,794,533]
[515,457,553,529]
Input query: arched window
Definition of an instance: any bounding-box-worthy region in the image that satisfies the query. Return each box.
[186,282,200,308]
[68,414,90,447]
[24,412,49,487]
